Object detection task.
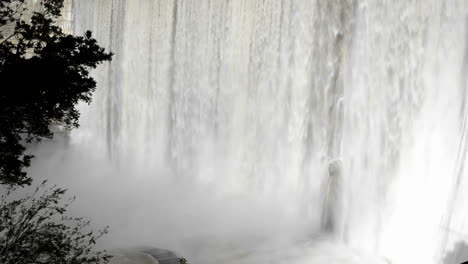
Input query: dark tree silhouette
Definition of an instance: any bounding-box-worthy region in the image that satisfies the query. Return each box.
[0,0,112,186]
[0,182,111,264]
[0,1,113,263]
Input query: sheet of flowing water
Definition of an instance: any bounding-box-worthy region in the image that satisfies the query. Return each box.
[29,0,468,263]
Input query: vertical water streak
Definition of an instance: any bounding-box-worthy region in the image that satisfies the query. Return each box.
[66,0,468,263]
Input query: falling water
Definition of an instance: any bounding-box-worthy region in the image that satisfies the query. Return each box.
[29,0,468,263]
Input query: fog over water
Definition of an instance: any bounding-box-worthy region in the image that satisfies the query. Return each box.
[28,0,468,263]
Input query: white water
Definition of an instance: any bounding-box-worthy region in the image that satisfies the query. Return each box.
[30,0,468,263]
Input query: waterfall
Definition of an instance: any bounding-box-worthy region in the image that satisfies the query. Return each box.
[31,0,468,263]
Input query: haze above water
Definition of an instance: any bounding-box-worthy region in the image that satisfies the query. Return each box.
[30,0,468,263]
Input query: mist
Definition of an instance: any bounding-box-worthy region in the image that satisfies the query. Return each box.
[27,136,319,263]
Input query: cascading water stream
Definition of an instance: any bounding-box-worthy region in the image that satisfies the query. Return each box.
[29,0,468,263]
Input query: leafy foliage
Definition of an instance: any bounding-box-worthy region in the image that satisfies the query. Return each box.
[0,1,113,262]
[0,181,111,264]
[0,0,112,186]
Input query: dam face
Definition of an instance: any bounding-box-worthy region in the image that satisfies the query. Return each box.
[31,0,468,263]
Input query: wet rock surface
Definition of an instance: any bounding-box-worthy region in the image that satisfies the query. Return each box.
[141,248,181,264]
[108,248,181,264]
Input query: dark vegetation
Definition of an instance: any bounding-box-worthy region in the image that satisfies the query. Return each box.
[0,0,113,263]
[0,0,112,186]
[0,182,111,264]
